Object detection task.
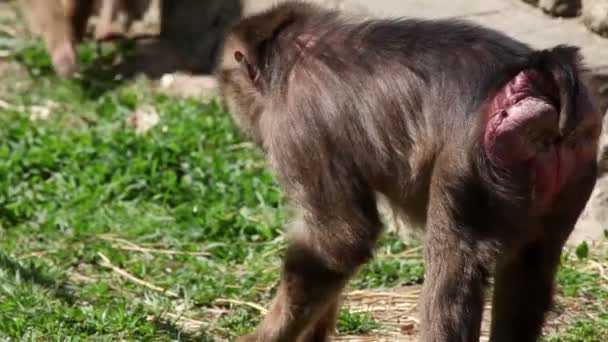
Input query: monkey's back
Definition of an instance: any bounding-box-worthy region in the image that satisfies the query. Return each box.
[268,15,535,176]
[277,15,534,132]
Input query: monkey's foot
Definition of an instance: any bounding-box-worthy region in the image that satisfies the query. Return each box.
[51,42,78,78]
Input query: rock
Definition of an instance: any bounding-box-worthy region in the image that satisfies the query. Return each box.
[522,0,539,6]
[568,109,608,245]
[539,0,581,17]
[155,73,219,99]
[583,0,608,36]
[125,105,160,134]
[568,176,608,245]
[29,100,58,122]
[244,0,370,17]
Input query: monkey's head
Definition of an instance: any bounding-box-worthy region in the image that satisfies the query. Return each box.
[215,2,330,144]
[215,30,265,143]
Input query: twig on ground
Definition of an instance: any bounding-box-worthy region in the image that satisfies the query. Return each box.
[214,298,268,314]
[17,250,49,259]
[0,25,17,37]
[396,246,423,258]
[0,98,17,110]
[114,244,211,257]
[69,271,97,284]
[346,290,421,300]
[100,235,212,256]
[163,312,207,329]
[225,142,256,151]
[97,252,179,298]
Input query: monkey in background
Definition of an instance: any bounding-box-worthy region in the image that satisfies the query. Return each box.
[216,1,603,341]
[19,0,242,78]
[20,0,94,77]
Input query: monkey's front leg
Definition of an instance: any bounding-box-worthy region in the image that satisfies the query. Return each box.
[246,249,346,342]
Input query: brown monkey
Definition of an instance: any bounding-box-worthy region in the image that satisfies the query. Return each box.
[21,0,242,78]
[20,0,152,77]
[216,2,603,341]
[20,0,94,77]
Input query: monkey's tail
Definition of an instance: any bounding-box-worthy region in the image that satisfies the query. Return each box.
[529,45,582,137]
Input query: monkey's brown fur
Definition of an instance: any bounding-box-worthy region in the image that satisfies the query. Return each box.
[217,1,603,341]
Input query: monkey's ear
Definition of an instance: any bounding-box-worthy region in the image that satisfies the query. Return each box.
[234,50,259,83]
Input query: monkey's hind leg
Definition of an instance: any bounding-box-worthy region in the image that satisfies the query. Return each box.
[297,299,340,342]
[240,192,382,342]
[489,180,595,342]
[489,238,563,342]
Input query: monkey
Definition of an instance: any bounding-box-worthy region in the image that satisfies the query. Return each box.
[215,1,603,341]
[19,0,146,77]
[20,0,242,78]
[19,0,156,78]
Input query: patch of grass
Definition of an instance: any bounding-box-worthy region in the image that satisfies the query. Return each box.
[337,309,382,335]
[354,256,425,289]
[218,308,261,338]
[556,267,600,297]
[547,319,608,342]
[547,244,608,341]
[353,234,424,289]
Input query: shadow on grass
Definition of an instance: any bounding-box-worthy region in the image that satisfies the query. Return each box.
[71,41,135,99]
[12,35,218,99]
[0,252,77,305]
[13,39,131,99]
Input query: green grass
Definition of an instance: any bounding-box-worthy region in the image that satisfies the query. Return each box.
[0,33,606,341]
[337,309,381,335]
[544,246,608,342]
